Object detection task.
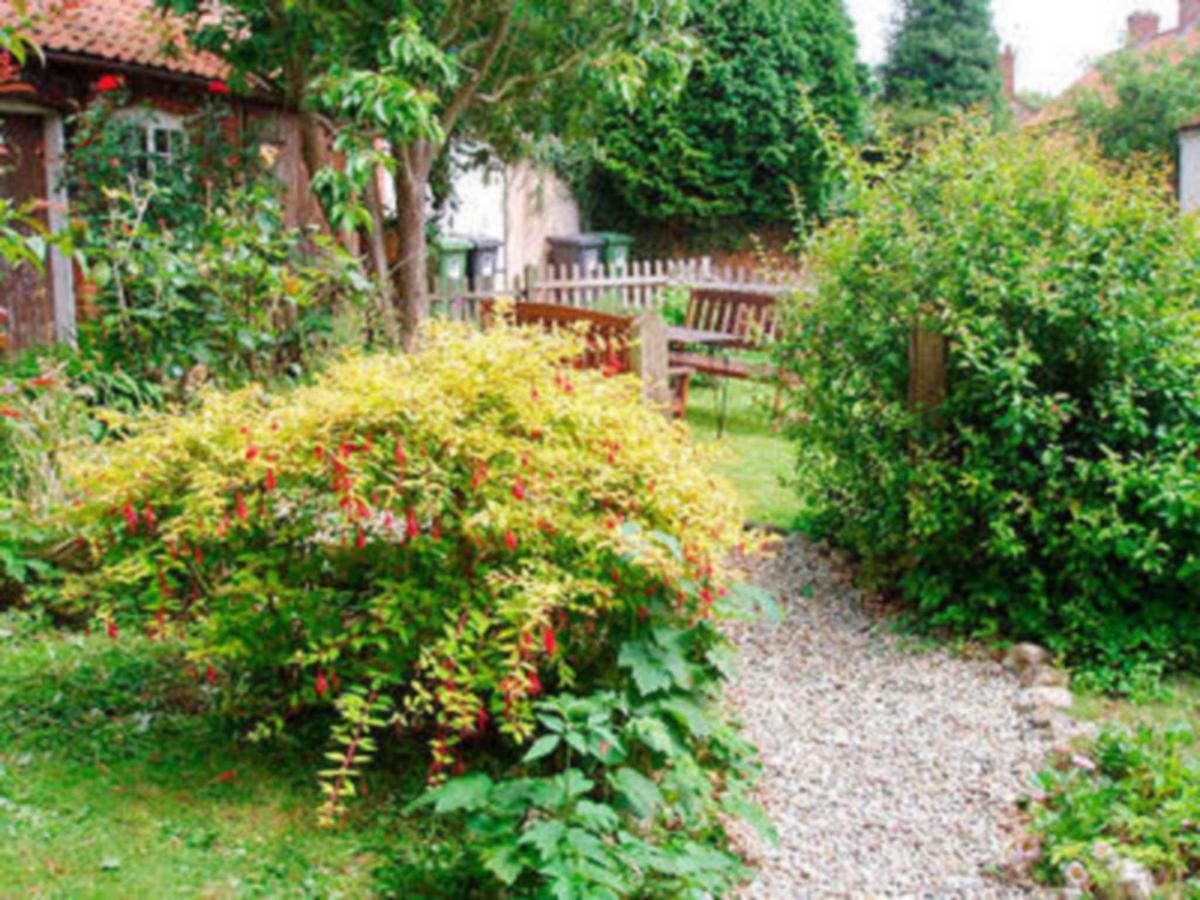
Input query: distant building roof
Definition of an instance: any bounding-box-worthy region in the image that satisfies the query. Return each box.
[2,0,228,80]
[1028,4,1200,128]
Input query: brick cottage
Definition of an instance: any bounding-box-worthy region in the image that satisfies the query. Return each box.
[0,0,325,351]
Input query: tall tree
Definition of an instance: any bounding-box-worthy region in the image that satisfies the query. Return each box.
[584,0,863,230]
[161,1,690,341]
[882,0,1002,120]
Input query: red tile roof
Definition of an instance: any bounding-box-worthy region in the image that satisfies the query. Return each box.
[4,0,228,80]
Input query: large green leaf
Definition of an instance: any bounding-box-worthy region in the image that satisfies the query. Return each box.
[609,767,662,820]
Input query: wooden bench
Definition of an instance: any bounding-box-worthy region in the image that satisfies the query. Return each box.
[480,301,693,417]
[667,289,796,420]
[667,289,779,379]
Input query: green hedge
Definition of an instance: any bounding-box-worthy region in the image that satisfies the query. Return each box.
[782,127,1200,687]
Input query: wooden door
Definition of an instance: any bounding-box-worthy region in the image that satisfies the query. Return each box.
[0,113,52,351]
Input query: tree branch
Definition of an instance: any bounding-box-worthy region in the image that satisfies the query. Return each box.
[439,1,515,136]
[477,21,625,106]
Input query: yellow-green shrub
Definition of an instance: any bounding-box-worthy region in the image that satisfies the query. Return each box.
[49,319,753,819]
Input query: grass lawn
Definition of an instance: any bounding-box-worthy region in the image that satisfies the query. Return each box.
[1072,677,1200,737]
[685,379,797,530]
[0,612,466,898]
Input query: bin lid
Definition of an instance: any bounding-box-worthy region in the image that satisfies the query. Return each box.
[547,233,607,249]
[435,235,475,252]
[594,231,634,246]
[465,235,503,251]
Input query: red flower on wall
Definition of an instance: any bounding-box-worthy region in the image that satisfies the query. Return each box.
[96,74,123,93]
[208,79,230,95]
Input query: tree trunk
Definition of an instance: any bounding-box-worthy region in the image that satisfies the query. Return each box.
[363,167,399,344]
[392,141,437,345]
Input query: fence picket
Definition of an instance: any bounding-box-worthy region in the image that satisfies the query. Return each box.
[427,254,795,322]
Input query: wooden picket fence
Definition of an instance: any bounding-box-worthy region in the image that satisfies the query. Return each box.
[428,257,796,322]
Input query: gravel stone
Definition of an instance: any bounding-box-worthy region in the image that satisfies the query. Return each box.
[725,536,1053,897]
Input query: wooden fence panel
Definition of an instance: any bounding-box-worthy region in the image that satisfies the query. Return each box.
[428,256,797,321]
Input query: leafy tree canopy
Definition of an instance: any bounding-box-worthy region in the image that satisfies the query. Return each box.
[1069,48,1200,165]
[882,0,1002,116]
[159,0,692,334]
[580,0,863,230]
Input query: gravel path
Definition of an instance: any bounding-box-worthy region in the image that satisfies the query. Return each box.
[726,537,1053,897]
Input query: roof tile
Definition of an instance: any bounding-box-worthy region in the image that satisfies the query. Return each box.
[3,0,228,80]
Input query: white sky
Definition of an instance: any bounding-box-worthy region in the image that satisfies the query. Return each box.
[846,0,1182,95]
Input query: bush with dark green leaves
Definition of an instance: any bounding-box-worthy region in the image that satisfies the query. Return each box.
[881,0,1003,121]
[781,126,1200,686]
[582,0,863,231]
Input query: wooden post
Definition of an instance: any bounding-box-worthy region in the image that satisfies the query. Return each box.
[908,306,947,427]
[522,263,538,304]
[632,311,671,412]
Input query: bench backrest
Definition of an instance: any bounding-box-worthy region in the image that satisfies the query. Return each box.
[480,301,633,372]
[684,290,778,350]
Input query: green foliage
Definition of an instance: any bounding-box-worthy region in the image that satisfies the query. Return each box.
[1070,48,1200,165]
[1024,725,1200,892]
[583,0,864,230]
[412,619,767,897]
[44,322,757,843]
[0,361,98,600]
[64,97,373,405]
[882,0,1003,121]
[782,125,1200,681]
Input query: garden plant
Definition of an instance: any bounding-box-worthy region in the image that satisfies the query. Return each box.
[41,317,773,895]
[782,124,1200,690]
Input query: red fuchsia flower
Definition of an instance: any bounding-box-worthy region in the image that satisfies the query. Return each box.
[476,706,490,732]
[542,625,557,656]
[245,445,260,460]
[265,469,276,492]
[356,526,366,550]
[527,671,542,696]
[406,508,419,540]
[315,669,329,697]
[314,444,325,459]
[505,529,518,553]
[208,79,230,94]
[123,500,137,535]
[611,567,620,584]
[471,463,488,492]
[205,664,217,685]
[235,493,248,521]
[144,503,156,534]
[28,375,53,387]
[106,619,118,641]
[0,408,21,419]
[394,438,406,468]
[193,544,204,564]
[512,478,526,501]
[531,386,539,400]
[96,74,122,92]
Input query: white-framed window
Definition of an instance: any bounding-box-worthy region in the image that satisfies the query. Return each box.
[112,108,186,176]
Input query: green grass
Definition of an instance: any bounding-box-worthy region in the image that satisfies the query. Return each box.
[1072,677,1200,737]
[0,611,471,898]
[685,380,796,530]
